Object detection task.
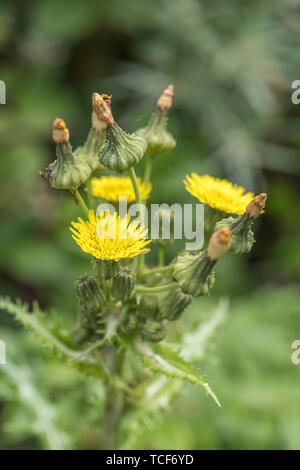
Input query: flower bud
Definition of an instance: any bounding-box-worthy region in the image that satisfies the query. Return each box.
[246,193,267,219]
[173,250,216,297]
[138,295,160,320]
[74,94,110,172]
[173,228,231,297]
[74,274,106,313]
[92,258,121,280]
[207,227,231,261]
[160,288,192,321]
[95,93,147,173]
[110,268,136,301]
[140,320,167,343]
[215,194,267,255]
[49,118,91,190]
[135,85,176,158]
[120,312,140,335]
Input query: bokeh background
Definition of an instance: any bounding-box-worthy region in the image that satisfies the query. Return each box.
[1,0,300,449]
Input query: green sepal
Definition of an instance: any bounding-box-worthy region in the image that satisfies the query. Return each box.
[50,142,91,190]
[173,251,215,297]
[215,213,255,255]
[99,123,147,174]
[136,112,176,158]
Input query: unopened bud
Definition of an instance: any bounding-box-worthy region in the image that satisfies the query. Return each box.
[207,227,231,261]
[246,193,267,219]
[139,295,160,320]
[140,320,166,343]
[173,250,215,297]
[98,95,147,174]
[110,268,136,301]
[48,119,91,190]
[157,84,174,114]
[52,118,69,144]
[74,275,105,314]
[160,288,192,321]
[136,86,176,158]
[92,92,114,125]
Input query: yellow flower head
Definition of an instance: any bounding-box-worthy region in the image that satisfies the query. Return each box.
[184,173,254,215]
[70,210,151,261]
[91,176,152,204]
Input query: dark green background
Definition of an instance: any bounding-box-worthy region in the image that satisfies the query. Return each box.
[0,0,300,449]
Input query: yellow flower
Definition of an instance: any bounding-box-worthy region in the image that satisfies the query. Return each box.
[70,210,151,261]
[184,173,254,215]
[91,176,152,204]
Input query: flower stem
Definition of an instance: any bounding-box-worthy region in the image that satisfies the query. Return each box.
[143,155,152,184]
[128,167,145,276]
[158,245,165,266]
[71,188,89,217]
[140,264,173,278]
[86,175,95,210]
[135,282,179,294]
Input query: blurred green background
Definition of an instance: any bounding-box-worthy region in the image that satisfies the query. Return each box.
[1,0,300,449]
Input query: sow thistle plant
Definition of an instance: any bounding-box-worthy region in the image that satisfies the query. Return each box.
[0,85,267,449]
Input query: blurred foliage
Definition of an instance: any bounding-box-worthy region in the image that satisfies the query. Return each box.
[0,0,300,450]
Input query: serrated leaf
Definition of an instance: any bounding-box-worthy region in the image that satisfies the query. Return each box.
[120,333,221,407]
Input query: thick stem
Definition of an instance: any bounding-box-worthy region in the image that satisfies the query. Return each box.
[99,348,125,449]
[135,282,179,294]
[71,189,89,217]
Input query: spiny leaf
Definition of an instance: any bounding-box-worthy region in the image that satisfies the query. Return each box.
[120,333,221,407]
[0,297,109,382]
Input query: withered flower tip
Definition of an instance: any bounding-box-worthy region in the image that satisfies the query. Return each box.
[52,118,69,145]
[92,92,114,126]
[246,193,267,219]
[207,227,231,261]
[157,84,174,113]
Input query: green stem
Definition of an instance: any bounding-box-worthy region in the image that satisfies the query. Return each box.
[140,264,173,278]
[135,282,179,294]
[143,155,152,184]
[158,245,165,266]
[128,167,145,276]
[71,189,89,217]
[86,175,95,210]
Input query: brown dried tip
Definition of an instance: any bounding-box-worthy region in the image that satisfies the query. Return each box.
[246,193,267,219]
[157,84,174,113]
[52,118,69,144]
[92,92,114,125]
[207,227,231,261]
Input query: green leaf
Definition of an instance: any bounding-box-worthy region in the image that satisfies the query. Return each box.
[120,333,221,407]
[0,297,109,382]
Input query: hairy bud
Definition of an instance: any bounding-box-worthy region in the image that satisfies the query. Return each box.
[160,288,192,321]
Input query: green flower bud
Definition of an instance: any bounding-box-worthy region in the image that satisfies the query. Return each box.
[74,274,105,313]
[110,268,136,301]
[138,295,160,320]
[160,288,192,321]
[92,92,147,174]
[135,85,176,158]
[173,227,231,297]
[140,320,167,343]
[120,312,140,335]
[99,123,147,174]
[92,258,121,280]
[49,118,91,190]
[215,193,267,255]
[74,93,110,172]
